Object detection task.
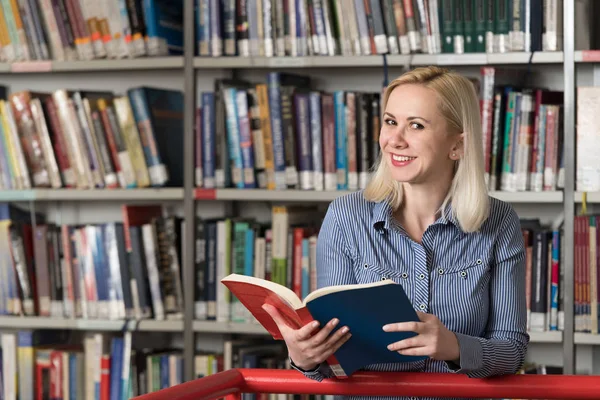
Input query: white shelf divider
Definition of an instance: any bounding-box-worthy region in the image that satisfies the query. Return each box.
[199,189,563,203]
[574,333,600,345]
[193,52,564,69]
[193,321,269,335]
[575,191,600,203]
[0,317,183,332]
[529,331,563,343]
[0,188,184,202]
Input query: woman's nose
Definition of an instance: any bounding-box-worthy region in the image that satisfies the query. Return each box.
[387,129,408,148]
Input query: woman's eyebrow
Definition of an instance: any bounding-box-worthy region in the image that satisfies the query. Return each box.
[407,116,431,123]
[384,112,431,124]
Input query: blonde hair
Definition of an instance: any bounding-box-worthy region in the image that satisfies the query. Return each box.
[363,66,489,233]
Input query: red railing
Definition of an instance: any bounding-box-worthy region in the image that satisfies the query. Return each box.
[134,368,600,400]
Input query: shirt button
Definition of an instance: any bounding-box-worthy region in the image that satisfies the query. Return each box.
[419,303,426,310]
[438,268,444,275]
[476,259,483,265]
[460,271,468,278]
[381,275,387,280]
[418,273,425,280]
[364,263,368,269]
[401,272,408,279]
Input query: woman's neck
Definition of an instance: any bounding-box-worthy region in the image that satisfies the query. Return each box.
[394,181,452,240]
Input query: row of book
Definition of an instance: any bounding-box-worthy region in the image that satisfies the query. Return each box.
[196,0,570,58]
[0,66,585,194]
[0,0,183,63]
[0,330,291,400]
[196,68,567,194]
[0,202,185,321]
[574,214,600,334]
[5,0,600,64]
[480,66,565,193]
[1,198,577,337]
[522,220,562,333]
[196,73,382,191]
[0,86,184,191]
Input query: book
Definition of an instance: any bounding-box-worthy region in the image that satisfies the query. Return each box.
[221,273,427,378]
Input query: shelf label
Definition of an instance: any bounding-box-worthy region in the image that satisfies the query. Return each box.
[195,188,217,200]
[581,51,600,62]
[11,61,52,72]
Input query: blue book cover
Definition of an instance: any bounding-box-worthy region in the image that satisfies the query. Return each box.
[222,274,426,379]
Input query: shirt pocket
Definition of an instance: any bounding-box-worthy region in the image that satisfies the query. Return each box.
[435,255,489,279]
[353,254,407,283]
[433,254,492,300]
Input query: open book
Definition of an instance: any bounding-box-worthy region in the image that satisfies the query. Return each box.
[221,274,427,378]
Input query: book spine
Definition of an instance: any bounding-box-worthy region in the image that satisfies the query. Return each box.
[113,96,151,187]
[201,92,216,188]
[235,89,256,188]
[309,91,323,191]
[127,88,168,187]
[222,87,244,188]
[247,88,266,188]
[221,0,236,55]
[267,73,287,189]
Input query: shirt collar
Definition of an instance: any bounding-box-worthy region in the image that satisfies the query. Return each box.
[371,198,463,234]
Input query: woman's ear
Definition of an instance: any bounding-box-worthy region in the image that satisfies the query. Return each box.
[449,133,464,160]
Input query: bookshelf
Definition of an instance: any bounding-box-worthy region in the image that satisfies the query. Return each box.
[1,0,600,395]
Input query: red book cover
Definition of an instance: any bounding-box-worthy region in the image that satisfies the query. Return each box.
[221,274,344,378]
[36,350,51,400]
[121,205,163,251]
[50,350,63,400]
[101,354,110,400]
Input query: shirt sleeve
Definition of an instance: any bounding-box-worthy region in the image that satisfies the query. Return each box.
[444,206,529,378]
[293,201,358,381]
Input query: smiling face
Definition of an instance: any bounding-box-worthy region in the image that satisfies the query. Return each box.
[379,83,464,187]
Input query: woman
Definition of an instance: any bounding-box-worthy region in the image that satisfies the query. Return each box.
[263,66,529,398]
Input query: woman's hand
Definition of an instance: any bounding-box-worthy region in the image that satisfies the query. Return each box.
[262,303,352,371]
[383,311,460,363]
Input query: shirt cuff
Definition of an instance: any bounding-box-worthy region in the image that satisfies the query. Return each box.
[289,358,332,382]
[444,332,484,374]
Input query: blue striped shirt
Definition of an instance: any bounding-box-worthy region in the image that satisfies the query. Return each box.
[294,190,529,400]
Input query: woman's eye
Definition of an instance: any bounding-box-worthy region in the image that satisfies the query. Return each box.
[410,122,424,130]
[385,119,397,126]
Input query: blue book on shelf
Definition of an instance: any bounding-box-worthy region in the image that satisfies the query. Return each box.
[222,275,427,379]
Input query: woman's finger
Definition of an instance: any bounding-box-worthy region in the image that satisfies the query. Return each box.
[387,335,422,352]
[295,319,321,341]
[262,303,293,337]
[306,318,341,345]
[382,320,425,333]
[396,346,429,357]
[318,324,350,351]
[319,332,352,361]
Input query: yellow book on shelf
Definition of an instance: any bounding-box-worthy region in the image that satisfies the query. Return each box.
[113,96,150,188]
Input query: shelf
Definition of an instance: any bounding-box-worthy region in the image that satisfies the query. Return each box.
[575,50,600,63]
[575,191,600,203]
[0,188,184,201]
[0,317,183,332]
[194,321,268,335]
[575,333,600,345]
[0,57,184,73]
[194,52,564,69]
[3,51,593,74]
[529,331,563,343]
[0,317,582,343]
[195,188,563,203]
